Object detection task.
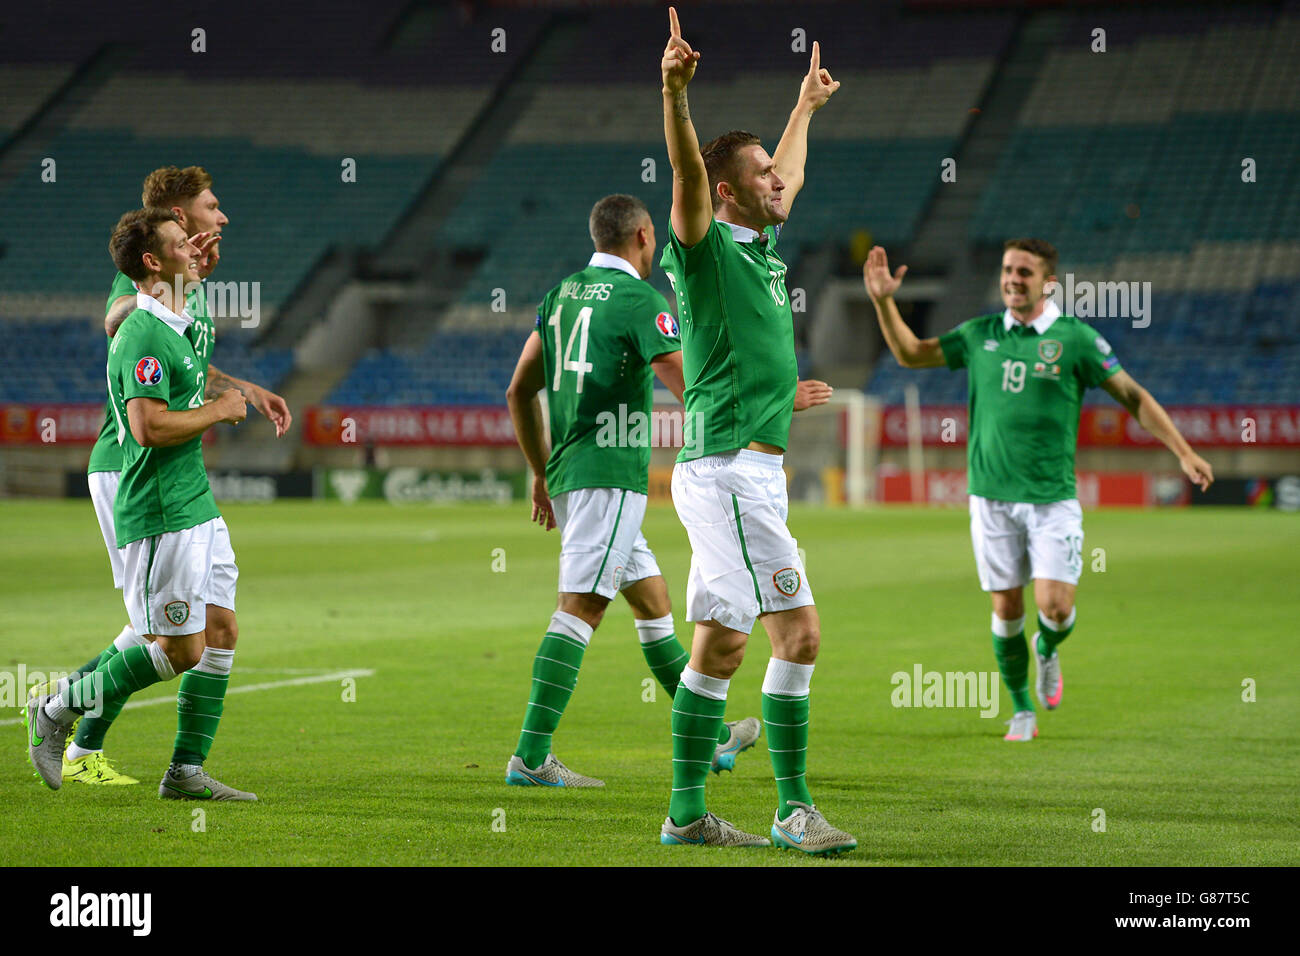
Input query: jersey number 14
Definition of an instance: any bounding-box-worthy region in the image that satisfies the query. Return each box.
[548,305,594,393]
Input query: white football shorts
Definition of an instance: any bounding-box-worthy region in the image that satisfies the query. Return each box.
[121,516,238,637]
[88,469,125,589]
[551,487,661,600]
[672,449,813,635]
[969,494,1084,591]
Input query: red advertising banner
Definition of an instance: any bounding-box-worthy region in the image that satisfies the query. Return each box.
[0,404,104,444]
[304,406,517,446]
[876,469,1190,507]
[879,405,1300,448]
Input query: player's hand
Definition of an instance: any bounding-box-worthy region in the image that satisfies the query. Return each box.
[531,474,556,531]
[796,41,840,113]
[662,7,700,93]
[794,379,833,412]
[1181,452,1214,492]
[863,245,908,302]
[215,388,246,425]
[249,385,293,438]
[190,230,221,279]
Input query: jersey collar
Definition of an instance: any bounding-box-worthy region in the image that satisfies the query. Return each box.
[1003,298,1060,335]
[717,219,763,244]
[588,252,640,279]
[135,291,194,337]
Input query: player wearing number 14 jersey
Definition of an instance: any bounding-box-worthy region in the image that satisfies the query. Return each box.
[866,238,1214,741]
[503,194,762,788]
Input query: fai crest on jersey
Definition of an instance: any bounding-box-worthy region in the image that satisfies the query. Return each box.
[135,357,163,386]
[1037,340,1063,363]
[773,568,801,597]
[655,312,678,337]
[164,600,190,626]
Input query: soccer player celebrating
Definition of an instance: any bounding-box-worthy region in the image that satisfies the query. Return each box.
[864,240,1214,741]
[38,166,289,787]
[504,193,764,787]
[26,208,255,800]
[656,8,856,853]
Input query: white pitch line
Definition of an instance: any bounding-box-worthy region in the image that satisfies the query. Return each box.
[0,668,375,727]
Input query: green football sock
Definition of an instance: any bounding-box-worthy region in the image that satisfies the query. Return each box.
[669,680,726,827]
[73,642,124,751]
[172,667,229,765]
[638,633,689,699]
[64,644,164,715]
[1036,608,1076,657]
[632,618,729,742]
[992,624,1034,714]
[764,691,813,815]
[515,617,589,768]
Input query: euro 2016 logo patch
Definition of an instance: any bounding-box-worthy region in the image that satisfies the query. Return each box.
[135,357,163,386]
[773,568,801,597]
[1037,340,1063,363]
[655,312,678,337]
[164,600,190,626]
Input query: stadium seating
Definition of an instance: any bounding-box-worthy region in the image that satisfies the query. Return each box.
[0,319,292,405]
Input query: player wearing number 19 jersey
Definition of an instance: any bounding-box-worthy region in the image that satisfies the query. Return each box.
[866,238,1214,742]
[503,194,761,788]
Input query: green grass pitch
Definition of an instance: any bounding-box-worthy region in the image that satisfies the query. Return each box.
[1,500,1296,866]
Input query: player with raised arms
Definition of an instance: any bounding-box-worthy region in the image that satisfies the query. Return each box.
[26,207,255,800]
[656,7,855,854]
[865,239,1214,741]
[504,193,765,787]
[30,166,289,787]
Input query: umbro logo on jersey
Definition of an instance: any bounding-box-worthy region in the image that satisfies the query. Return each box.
[134,357,163,386]
[656,312,678,337]
[984,339,999,351]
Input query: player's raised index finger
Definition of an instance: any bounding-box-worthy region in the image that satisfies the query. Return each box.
[809,40,820,73]
[669,6,681,39]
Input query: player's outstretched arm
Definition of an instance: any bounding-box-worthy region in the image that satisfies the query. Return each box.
[663,6,710,247]
[864,246,944,368]
[205,365,293,437]
[505,331,555,529]
[1101,370,1214,491]
[651,350,686,405]
[127,388,246,448]
[772,40,839,217]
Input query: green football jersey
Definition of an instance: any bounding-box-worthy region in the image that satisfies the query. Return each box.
[536,256,681,496]
[107,296,220,546]
[939,306,1123,504]
[88,273,215,475]
[660,219,797,462]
